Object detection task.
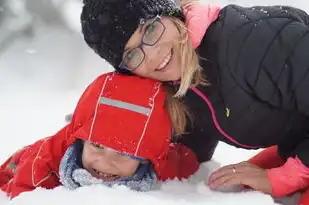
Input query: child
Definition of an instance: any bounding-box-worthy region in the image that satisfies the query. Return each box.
[0,72,199,199]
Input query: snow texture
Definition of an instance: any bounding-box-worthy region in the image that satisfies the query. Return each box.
[0,0,307,204]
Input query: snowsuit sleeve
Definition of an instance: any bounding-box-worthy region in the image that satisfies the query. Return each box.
[222,5,309,196]
[0,75,104,198]
[0,125,71,198]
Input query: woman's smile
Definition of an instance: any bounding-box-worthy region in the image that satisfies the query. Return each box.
[155,50,173,71]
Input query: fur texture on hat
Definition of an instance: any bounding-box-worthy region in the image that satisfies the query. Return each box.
[81,0,184,71]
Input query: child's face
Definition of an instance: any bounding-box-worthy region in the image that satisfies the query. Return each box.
[82,141,141,181]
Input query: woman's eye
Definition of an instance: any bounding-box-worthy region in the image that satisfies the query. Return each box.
[126,50,136,60]
[145,22,157,35]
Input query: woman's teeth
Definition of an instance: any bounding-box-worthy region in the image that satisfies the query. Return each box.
[157,52,172,70]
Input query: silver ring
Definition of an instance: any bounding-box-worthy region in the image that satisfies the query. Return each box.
[232,167,236,174]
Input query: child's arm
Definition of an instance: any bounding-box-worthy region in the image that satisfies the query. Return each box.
[0,146,29,188]
[157,143,199,180]
[0,74,106,198]
[0,125,71,198]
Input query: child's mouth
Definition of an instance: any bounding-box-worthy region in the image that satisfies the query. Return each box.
[93,168,120,181]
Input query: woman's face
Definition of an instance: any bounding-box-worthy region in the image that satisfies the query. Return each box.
[82,141,141,181]
[123,16,182,82]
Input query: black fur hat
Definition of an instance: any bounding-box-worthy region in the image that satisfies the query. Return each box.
[81,0,184,72]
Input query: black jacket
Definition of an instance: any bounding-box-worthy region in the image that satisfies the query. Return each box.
[178,5,309,166]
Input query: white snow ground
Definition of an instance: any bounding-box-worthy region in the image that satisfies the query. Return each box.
[0,0,308,204]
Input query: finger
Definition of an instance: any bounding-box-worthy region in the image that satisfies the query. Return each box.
[208,167,257,188]
[209,172,238,189]
[215,174,245,189]
[214,171,270,193]
[210,169,258,189]
[210,170,253,190]
[209,165,237,183]
[209,162,252,184]
[211,162,250,177]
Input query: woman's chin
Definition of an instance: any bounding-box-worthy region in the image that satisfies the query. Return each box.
[162,71,181,82]
[154,67,181,82]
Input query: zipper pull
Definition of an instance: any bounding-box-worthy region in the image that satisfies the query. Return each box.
[225,108,230,118]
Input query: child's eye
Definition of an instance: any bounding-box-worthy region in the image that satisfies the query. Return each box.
[117,152,127,157]
[91,143,105,150]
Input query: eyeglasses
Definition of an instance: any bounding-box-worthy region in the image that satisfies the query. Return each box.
[119,15,166,71]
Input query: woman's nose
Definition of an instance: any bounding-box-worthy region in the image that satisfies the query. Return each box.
[142,44,161,63]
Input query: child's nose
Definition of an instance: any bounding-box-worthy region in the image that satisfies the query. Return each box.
[95,151,118,170]
[101,148,119,161]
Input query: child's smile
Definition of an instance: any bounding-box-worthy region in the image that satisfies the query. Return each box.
[92,168,121,181]
[82,141,141,180]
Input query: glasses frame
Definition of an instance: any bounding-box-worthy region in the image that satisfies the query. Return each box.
[119,15,166,71]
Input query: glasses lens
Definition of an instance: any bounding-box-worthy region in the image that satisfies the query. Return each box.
[143,20,165,45]
[123,48,144,71]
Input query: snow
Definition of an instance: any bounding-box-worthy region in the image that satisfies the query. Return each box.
[0,0,307,204]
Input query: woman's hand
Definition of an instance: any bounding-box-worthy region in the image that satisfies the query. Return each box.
[208,162,273,195]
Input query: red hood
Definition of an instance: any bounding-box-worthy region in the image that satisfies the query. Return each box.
[73,72,172,176]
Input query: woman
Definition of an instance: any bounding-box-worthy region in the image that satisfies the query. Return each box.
[0,72,198,199]
[80,0,309,202]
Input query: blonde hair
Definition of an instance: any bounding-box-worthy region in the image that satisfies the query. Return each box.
[164,0,208,136]
[164,84,188,136]
[173,0,206,97]
[172,16,206,97]
[179,0,199,6]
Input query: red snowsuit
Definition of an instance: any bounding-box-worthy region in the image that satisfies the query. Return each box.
[0,72,199,199]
